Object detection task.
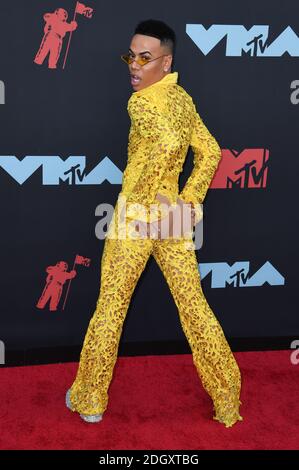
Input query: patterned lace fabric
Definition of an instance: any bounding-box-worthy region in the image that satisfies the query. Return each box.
[68,72,243,427]
[121,71,222,225]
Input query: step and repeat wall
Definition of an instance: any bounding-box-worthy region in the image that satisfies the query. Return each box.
[0,0,298,364]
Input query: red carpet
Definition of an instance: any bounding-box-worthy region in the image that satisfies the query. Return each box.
[0,350,297,450]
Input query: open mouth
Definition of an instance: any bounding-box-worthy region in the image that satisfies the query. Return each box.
[131,74,141,85]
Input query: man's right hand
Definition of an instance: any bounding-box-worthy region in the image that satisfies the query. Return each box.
[146,200,195,240]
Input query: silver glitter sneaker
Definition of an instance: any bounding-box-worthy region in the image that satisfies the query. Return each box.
[65,388,103,423]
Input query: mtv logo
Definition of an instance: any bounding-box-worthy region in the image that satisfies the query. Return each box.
[211,149,269,189]
[199,261,285,288]
[0,155,123,185]
[186,24,299,57]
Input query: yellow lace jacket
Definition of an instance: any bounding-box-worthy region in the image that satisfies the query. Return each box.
[120,71,222,225]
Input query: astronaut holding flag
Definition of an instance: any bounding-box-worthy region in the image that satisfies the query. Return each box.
[34,2,94,70]
[34,8,78,69]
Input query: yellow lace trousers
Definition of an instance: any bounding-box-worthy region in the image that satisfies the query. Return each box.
[68,233,243,427]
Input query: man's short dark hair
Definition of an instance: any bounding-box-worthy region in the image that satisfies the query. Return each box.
[134,19,176,56]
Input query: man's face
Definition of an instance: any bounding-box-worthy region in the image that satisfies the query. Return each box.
[127,34,172,91]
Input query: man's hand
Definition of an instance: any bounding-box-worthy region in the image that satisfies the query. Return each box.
[155,192,171,206]
[176,197,196,228]
[131,192,170,239]
[133,196,196,240]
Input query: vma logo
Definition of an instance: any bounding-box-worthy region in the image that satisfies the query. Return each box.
[0,80,4,104]
[211,149,269,189]
[0,156,123,185]
[199,261,285,288]
[187,25,299,57]
[0,151,269,189]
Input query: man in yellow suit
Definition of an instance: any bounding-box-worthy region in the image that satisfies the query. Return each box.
[66,19,243,427]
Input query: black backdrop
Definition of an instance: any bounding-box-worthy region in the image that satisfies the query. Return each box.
[0,0,298,366]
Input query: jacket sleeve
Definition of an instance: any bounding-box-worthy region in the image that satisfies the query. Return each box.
[126,95,180,223]
[178,104,222,224]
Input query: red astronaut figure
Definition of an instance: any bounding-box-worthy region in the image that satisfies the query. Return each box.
[36,261,77,311]
[34,8,78,69]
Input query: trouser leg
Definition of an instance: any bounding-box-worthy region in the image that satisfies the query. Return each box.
[152,239,243,427]
[69,236,153,415]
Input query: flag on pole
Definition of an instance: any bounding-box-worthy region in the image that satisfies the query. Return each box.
[75,2,94,18]
[62,1,94,69]
[62,254,91,309]
[75,255,91,267]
